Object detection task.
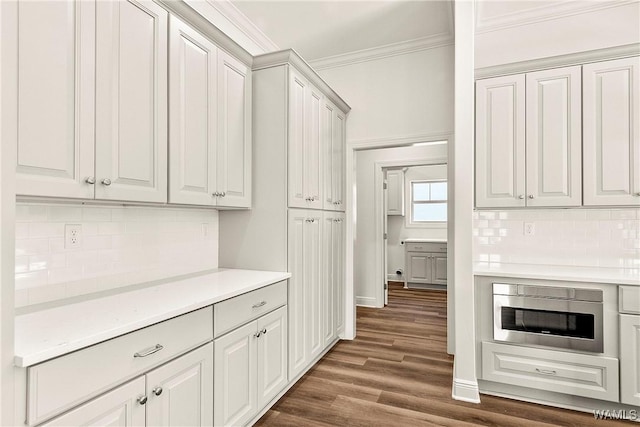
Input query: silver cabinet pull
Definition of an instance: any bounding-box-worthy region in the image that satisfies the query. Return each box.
[138,395,148,405]
[152,387,163,396]
[221,191,226,197]
[252,301,267,309]
[134,344,163,358]
[85,176,96,185]
[518,195,524,199]
[101,178,112,186]
[254,331,262,338]
[528,194,534,199]
[261,328,267,335]
[212,192,219,197]
[535,368,557,376]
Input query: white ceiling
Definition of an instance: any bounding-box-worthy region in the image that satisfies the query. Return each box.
[231,0,453,62]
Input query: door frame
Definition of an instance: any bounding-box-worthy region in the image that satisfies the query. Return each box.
[343,132,453,344]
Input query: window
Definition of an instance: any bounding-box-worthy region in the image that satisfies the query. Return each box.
[410,180,447,224]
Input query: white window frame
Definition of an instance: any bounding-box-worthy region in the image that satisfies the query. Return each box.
[406,179,447,228]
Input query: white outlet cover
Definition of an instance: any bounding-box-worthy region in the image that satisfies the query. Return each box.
[524,222,535,236]
[65,224,82,249]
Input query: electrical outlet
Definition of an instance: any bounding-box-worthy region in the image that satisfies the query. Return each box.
[65,224,82,249]
[524,222,535,236]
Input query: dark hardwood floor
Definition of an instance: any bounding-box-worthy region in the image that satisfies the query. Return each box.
[255,282,630,426]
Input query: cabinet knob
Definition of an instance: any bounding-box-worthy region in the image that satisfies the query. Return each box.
[85,176,96,185]
[137,395,148,405]
[101,178,112,186]
[261,328,267,335]
[635,192,640,197]
[518,195,524,200]
[528,194,534,199]
[152,387,163,396]
[254,330,262,338]
[221,191,226,197]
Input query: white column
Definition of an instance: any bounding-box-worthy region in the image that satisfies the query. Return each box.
[452,0,480,403]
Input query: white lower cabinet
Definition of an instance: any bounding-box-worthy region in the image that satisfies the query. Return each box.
[214,306,287,427]
[482,341,619,402]
[405,242,447,286]
[44,343,213,427]
[620,314,640,406]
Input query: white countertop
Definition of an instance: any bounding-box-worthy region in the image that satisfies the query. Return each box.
[14,269,291,368]
[474,262,640,286]
[403,238,447,243]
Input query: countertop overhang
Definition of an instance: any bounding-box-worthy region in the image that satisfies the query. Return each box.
[14,268,291,367]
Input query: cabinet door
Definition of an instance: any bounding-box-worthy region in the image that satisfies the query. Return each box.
[288,69,308,209]
[333,213,346,335]
[305,84,324,210]
[15,0,95,199]
[287,211,307,378]
[431,254,447,285]
[146,343,213,427]
[95,0,168,203]
[168,15,217,206]
[620,314,640,406]
[323,101,336,210]
[44,377,145,427]
[407,253,430,283]
[333,110,346,211]
[305,211,323,361]
[217,50,252,208]
[322,213,336,346]
[583,57,640,206]
[386,170,405,215]
[214,321,257,427]
[526,66,582,207]
[256,306,288,409]
[475,74,526,208]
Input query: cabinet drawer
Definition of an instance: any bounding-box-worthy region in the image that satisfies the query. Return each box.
[405,242,446,253]
[619,286,640,314]
[27,307,213,425]
[214,281,287,337]
[482,341,619,402]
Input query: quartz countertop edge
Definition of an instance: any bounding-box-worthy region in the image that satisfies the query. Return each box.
[14,269,291,368]
[403,238,447,243]
[473,262,640,286]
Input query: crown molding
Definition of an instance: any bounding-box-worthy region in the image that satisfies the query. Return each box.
[475,43,640,79]
[476,0,637,34]
[202,0,279,53]
[253,49,351,114]
[309,33,454,71]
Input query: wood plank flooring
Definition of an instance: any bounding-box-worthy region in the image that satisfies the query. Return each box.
[255,282,630,426]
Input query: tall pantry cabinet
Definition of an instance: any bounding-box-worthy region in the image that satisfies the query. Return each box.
[220,50,350,381]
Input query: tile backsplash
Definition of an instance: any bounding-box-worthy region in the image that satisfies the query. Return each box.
[473,208,640,269]
[15,203,219,307]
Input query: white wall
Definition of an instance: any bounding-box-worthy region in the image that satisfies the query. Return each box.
[15,203,219,308]
[355,144,447,307]
[318,46,454,142]
[475,1,640,68]
[387,164,447,280]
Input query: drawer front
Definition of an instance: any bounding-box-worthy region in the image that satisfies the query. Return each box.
[214,281,287,337]
[405,242,446,253]
[27,307,213,425]
[620,286,640,314]
[482,341,619,402]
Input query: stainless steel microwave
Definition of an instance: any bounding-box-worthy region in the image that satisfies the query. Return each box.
[493,283,604,353]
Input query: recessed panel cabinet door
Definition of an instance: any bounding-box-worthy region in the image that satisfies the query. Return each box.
[288,70,308,209]
[475,74,526,208]
[322,213,336,346]
[323,102,335,210]
[168,15,217,206]
[432,254,447,285]
[256,307,288,409]
[95,0,168,203]
[333,110,346,211]
[44,377,145,427]
[305,211,323,361]
[620,314,640,406]
[214,322,257,427]
[333,213,345,334]
[16,0,96,199]
[526,66,582,207]
[408,254,429,283]
[146,343,213,427]
[217,50,252,207]
[305,84,324,210]
[386,170,405,215]
[287,211,307,379]
[583,57,640,206]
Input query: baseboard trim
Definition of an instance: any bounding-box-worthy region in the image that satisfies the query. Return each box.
[407,283,447,291]
[452,378,481,403]
[356,296,378,307]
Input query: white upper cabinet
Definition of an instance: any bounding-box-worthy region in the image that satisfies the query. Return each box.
[95,0,168,203]
[526,66,582,207]
[216,50,252,208]
[168,15,218,206]
[333,110,346,211]
[583,57,640,206]
[15,0,96,199]
[288,68,324,210]
[386,169,406,215]
[323,100,346,212]
[475,74,526,208]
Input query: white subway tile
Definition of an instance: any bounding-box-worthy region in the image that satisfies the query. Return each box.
[29,283,66,305]
[48,206,82,222]
[82,207,111,222]
[15,223,29,238]
[15,256,29,273]
[15,238,49,256]
[15,271,48,289]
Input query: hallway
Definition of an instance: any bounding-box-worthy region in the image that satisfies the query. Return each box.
[256,283,627,426]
